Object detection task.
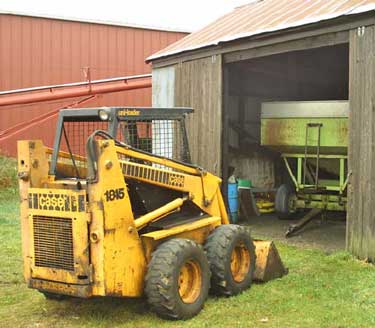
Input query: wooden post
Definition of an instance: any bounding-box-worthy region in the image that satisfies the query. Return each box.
[221,64,230,203]
[347,25,375,261]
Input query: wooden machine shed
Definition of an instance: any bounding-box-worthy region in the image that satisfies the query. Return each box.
[148,0,375,261]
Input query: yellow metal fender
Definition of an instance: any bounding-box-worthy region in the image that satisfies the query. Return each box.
[253,240,288,282]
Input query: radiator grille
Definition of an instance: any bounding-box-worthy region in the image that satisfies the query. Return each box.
[33,216,74,271]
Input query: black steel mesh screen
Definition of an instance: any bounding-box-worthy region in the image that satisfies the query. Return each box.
[56,117,189,177]
[118,119,186,162]
[61,121,109,157]
[58,121,109,171]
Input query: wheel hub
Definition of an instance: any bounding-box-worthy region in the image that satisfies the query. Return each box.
[178,259,202,304]
[230,241,251,283]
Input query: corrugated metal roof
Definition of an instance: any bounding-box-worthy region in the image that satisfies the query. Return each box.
[148,0,375,61]
[0,9,192,33]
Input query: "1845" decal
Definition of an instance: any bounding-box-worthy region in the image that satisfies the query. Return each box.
[104,188,125,202]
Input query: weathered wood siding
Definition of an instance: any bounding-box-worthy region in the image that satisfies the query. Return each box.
[152,66,176,107]
[347,25,375,261]
[174,56,223,175]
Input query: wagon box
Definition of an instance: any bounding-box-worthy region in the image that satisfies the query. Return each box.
[260,101,349,234]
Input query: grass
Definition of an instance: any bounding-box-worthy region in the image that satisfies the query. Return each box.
[0,155,17,189]
[1,159,375,327]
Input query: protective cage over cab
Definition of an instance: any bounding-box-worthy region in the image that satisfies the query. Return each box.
[50,106,193,179]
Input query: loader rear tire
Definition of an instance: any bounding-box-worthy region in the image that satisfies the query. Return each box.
[204,224,256,296]
[145,238,210,320]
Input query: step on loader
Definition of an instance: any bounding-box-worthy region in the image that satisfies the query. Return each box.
[18,107,287,319]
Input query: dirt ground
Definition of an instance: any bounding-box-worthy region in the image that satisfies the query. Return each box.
[243,212,346,252]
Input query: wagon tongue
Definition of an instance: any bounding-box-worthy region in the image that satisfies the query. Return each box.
[253,240,288,282]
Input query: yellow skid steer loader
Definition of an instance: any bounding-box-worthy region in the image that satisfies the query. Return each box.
[18,107,286,319]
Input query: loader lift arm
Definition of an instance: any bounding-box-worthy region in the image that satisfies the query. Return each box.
[85,129,229,224]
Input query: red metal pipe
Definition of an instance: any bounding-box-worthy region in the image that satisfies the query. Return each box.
[0,74,151,95]
[0,96,96,142]
[0,78,151,107]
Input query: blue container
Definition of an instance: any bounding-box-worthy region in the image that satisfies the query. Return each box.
[228,183,239,223]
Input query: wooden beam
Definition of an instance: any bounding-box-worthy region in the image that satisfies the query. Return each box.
[224,31,349,63]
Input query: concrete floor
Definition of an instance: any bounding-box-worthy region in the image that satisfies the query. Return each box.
[243,212,346,252]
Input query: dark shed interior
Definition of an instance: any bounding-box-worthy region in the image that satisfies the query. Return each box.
[222,44,349,247]
[224,43,349,188]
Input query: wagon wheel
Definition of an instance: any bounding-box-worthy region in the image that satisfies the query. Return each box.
[275,184,297,219]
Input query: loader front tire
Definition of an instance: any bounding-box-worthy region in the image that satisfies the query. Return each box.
[145,238,210,320]
[205,224,256,296]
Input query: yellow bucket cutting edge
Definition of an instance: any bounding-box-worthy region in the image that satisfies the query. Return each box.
[253,240,288,282]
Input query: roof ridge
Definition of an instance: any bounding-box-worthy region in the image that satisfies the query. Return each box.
[0,9,192,33]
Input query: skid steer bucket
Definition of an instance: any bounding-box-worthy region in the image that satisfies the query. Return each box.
[253,240,288,282]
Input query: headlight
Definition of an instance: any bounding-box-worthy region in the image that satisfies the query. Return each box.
[99,108,111,121]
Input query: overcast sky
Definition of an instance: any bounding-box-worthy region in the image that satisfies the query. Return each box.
[0,0,251,31]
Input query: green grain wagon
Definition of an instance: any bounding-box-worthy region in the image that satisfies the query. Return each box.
[260,101,349,226]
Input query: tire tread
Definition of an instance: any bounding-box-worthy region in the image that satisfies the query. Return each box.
[204,224,256,296]
[145,238,209,320]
